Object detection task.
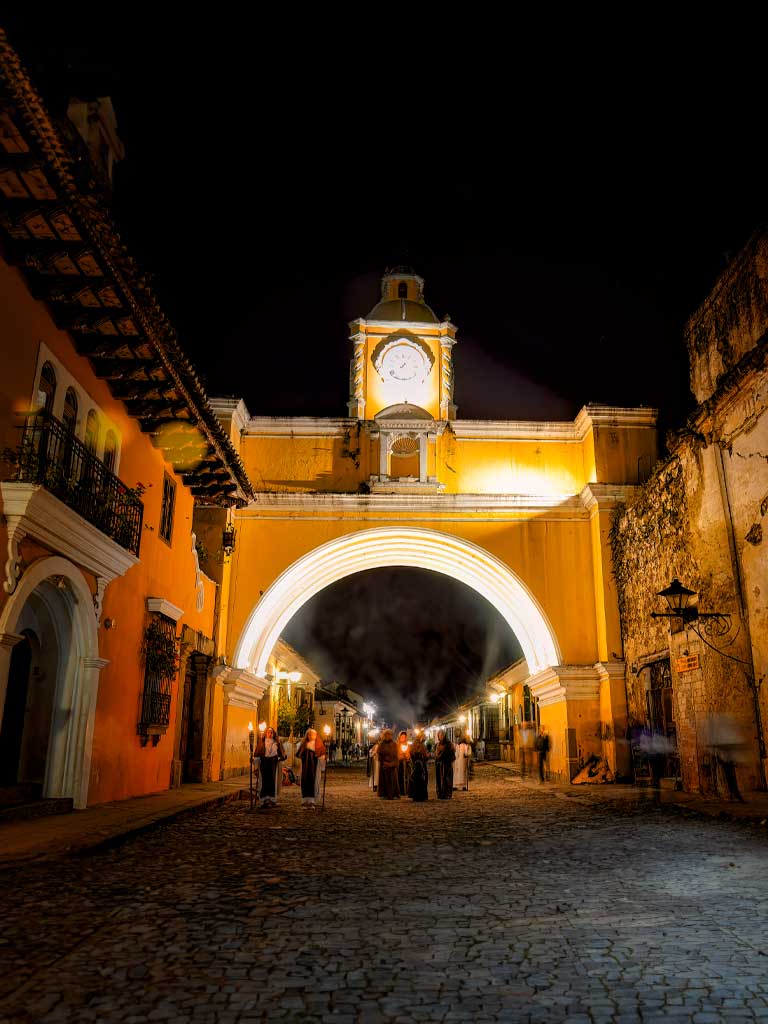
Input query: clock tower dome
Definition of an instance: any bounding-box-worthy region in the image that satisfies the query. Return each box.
[347,267,457,422]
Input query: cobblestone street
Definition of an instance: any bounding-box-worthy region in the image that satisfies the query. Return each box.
[1,765,767,1024]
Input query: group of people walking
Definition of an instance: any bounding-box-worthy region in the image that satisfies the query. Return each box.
[368,730,472,801]
[253,727,328,809]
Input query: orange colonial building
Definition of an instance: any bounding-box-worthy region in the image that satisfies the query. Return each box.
[0,33,253,809]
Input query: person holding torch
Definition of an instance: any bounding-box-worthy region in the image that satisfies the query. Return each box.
[396,730,412,797]
[376,729,400,800]
[296,727,327,809]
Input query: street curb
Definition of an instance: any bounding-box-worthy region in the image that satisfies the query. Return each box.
[477,762,768,827]
[0,786,248,868]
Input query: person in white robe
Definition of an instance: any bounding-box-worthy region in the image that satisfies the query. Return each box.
[454,735,471,791]
[368,741,380,792]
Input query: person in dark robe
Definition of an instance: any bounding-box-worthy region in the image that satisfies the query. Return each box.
[408,734,429,801]
[435,730,455,800]
[396,730,412,797]
[254,726,286,808]
[377,729,400,799]
[296,728,327,809]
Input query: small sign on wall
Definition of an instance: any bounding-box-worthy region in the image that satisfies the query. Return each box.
[675,654,700,673]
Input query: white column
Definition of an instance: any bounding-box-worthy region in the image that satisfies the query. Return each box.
[347,330,366,418]
[379,432,389,479]
[71,656,110,809]
[419,433,428,482]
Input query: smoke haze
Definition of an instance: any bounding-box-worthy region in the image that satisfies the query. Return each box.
[281,568,522,728]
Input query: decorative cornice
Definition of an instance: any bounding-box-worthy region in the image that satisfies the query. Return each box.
[209,397,252,436]
[453,419,582,441]
[450,405,657,442]
[574,405,658,436]
[242,406,658,443]
[579,484,639,514]
[594,660,626,683]
[146,597,184,623]
[244,417,356,437]
[0,632,25,650]
[527,664,602,706]
[212,667,268,708]
[353,318,445,333]
[239,491,589,520]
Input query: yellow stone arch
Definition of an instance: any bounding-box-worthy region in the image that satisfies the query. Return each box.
[233,526,562,678]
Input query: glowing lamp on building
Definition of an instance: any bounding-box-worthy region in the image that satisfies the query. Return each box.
[222,524,236,557]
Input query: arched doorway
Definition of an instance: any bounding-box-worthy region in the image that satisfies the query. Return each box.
[0,627,57,799]
[233,527,561,678]
[0,557,106,808]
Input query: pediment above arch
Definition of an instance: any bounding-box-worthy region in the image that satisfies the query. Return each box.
[374,403,434,423]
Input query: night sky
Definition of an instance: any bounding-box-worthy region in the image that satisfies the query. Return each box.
[4,17,766,723]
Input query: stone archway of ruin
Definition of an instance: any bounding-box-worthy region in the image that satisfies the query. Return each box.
[233,526,562,679]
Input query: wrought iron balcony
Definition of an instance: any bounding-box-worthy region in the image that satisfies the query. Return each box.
[8,411,143,557]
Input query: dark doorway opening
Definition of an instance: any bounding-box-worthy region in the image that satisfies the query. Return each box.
[0,632,34,787]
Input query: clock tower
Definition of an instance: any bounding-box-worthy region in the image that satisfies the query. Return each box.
[347,267,457,422]
[348,267,457,490]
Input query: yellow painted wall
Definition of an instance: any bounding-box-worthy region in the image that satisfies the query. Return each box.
[442,438,589,495]
[539,700,569,781]
[242,434,369,493]
[593,424,658,485]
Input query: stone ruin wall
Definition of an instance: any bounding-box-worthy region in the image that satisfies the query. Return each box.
[686,229,768,404]
[611,443,762,793]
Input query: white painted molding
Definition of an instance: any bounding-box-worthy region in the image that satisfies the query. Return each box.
[209,397,251,434]
[0,555,101,809]
[574,405,658,436]
[190,532,205,613]
[234,526,562,678]
[360,318,445,331]
[244,416,356,436]
[0,484,139,601]
[2,519,24,595]
[0,632,25,650]
[527,664,603,706]
[595,660,627,684]
[146,597,184,622]
[368,478,446,495]
[242,406,657,441]
[240,491,587,518]
[580,484,639,514]
[212,666,269,708]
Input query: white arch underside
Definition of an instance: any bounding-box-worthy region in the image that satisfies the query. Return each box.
[234,527,561,678]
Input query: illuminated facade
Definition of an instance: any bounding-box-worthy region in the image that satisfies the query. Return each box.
[0,34,252,808]
[221,268,658,782]
[0,32,664,804]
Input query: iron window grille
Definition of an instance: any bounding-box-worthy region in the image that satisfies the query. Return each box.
[138,613,177,745]
[9,410,143,556]
[159,473,176,543]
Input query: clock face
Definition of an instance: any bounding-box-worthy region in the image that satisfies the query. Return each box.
[381,343,425,382]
